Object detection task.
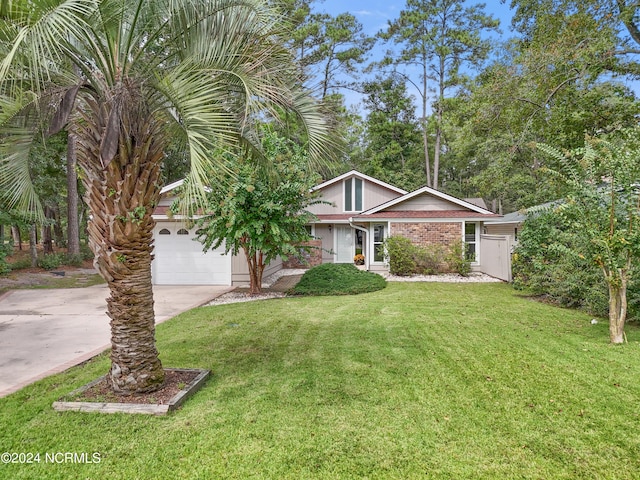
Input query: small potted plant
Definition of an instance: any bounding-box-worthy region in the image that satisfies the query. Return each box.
[353,253,365,266]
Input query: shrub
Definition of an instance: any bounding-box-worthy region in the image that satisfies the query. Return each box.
[0,244,10,275]
[445,241,472,277]
[384,236,468,276]
[37,253,65,270]
[291,263,387,296]
[383,236,416,276]
[65,253,85,267]
[414,244,445,275]
[80,244,95,261]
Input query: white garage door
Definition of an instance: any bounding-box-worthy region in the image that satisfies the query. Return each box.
[152,222,231,285]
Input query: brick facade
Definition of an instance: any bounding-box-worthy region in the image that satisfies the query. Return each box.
[282,239,323,269]
[390,222,461,248]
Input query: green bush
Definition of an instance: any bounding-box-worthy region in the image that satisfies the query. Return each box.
[37,252,65,270]
[65,253,85,267]
[81,244,95,261]
[384,236,469,276]
[445,241,472,277]
[0,244,10,275]
[291,263,387,296]
[8,257,31,270]
[383,236,416,276]
[513,210,640,321]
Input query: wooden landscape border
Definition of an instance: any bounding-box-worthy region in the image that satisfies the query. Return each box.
[52,368,210,415]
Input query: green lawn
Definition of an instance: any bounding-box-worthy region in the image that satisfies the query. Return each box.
[2,283,640,479]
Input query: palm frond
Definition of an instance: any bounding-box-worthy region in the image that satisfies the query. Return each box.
[0,94,43,217]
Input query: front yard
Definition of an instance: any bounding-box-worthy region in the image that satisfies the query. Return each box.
[1,282,639,479]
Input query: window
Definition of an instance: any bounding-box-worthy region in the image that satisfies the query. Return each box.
[344,177,363,212]
[159,228,171,235]
[177,228,189,235]
[465,222,478,262]
[373,224,385,262]
[345,178,352,211]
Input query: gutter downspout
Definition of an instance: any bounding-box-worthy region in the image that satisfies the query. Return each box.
[349,217,370,270]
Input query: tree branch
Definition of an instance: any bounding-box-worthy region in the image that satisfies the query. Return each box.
[617,0,640,47]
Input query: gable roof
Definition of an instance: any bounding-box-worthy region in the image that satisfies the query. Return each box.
[362,185,496,216]
[312,170,408,195]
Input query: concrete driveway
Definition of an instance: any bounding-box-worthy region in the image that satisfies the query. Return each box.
[0,284,231,397]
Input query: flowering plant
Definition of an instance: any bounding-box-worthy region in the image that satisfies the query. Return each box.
[353,254,365,265]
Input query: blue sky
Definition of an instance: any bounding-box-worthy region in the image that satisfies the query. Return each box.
[319,0,517,35]
[308,0,517,111]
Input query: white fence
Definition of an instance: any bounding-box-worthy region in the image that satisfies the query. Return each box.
[479,234,512,282]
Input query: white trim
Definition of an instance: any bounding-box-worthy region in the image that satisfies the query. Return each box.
[160,180,212,196]
[464,221,480,265]
[483,220,522,225]
[365,217,490,223]
[312,170,407,195]
[160,179,185,195]
[371,222,388,264]
[363,186,495,215]
[343,176,365,213]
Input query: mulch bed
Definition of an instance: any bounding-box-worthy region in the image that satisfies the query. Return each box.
[67,369,200,405]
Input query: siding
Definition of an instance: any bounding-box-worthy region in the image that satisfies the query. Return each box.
[314,224,334,263]
[386,195,460,211]
[231,255,283,285]
[308,177,403,214]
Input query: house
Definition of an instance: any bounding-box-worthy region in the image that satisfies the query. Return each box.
[302,171,501,273]
[151,171,505,285]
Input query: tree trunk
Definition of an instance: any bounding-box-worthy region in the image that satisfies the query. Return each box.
[608,279,627,344]
[12,225,21,250]
[66,132,81,256]
[73,92,165,394]
[43,205,55,254]
[244,246,264,294]
[421,61,431,188]
[52,204,65,247]
[29,223,37,267]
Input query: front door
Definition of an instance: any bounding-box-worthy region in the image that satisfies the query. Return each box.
[335,226,354,263]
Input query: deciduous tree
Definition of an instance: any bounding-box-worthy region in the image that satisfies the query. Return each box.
[195,132,323,294]
[537,129,640,344]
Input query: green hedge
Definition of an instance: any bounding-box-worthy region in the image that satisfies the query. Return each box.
[383,236,471,276]
[291,263,387,296]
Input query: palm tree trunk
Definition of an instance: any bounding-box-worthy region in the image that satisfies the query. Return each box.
[74,93,166,394]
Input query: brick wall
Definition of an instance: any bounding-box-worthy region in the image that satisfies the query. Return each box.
[283,239,323,269]
[390,222,461,248]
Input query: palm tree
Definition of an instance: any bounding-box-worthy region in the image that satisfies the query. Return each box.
[0,0,331,394]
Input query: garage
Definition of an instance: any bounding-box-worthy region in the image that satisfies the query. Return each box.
[151,221,232,285]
